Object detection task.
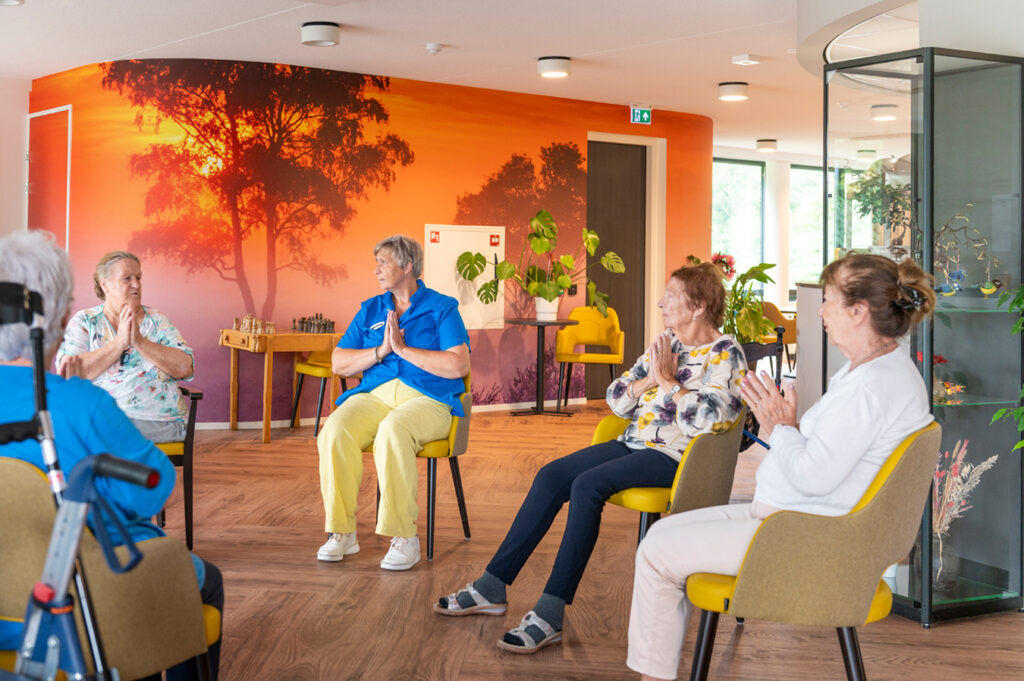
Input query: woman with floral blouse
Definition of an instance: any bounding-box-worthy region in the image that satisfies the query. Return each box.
[57,251,194,443]
[434,261,746,655]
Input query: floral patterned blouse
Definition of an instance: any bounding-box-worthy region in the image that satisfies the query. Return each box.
[606,331,746,462]
[56,305,193,424]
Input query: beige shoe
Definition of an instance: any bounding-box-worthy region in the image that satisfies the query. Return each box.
[316,532,359,562]
[380,536,420,570]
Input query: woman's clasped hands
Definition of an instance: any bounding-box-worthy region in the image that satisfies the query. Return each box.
[739,370,797,439]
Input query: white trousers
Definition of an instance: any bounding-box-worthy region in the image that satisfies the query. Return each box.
[626,502,772,680]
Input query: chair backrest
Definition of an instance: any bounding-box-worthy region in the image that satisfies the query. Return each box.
[668,410,745,513]
[761,301,796,339]
[556,306,624,356]
[306,349,333,365]
[449,373,473,456]
[727,421,942,626]
[741,331,784,385]
[0,457,209,680]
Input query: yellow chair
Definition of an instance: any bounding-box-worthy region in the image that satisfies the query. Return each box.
[0,457,220,681]
[155,386,201,550]
[685,421,942,681]
[760,301,797,370]
[594,411,745,543]
[290,350,360,437]
[372,373,473,561]
[555,306,624,410]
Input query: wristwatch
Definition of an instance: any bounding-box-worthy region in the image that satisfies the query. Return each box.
[668,384,683,399]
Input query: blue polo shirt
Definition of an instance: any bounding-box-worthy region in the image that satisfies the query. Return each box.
[337,280,470,416]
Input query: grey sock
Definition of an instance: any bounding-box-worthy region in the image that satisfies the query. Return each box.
[454,570,507,609]
[532,593,565,632]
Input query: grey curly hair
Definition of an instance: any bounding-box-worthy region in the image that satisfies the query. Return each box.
[373,235,423,278]
[0,230,74,360]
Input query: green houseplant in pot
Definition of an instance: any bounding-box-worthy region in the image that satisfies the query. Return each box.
[456,209,625,319]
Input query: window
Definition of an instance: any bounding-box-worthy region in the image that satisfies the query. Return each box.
[789,165,825,286]
[711,159,763,275]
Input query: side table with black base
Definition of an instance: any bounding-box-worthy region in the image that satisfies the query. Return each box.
[505,318,578,417]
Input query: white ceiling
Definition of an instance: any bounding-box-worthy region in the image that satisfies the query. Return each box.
[0,0,849,157]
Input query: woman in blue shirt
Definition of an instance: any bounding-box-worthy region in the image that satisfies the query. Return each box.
[316,235,470,571]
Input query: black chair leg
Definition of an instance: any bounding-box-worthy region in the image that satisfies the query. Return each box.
[426,458,437,561]
[837,627,867,681]
[563,362,575,409]
[636,511,660,544]
[689,609,720,681]
[313,377,327,436]
[157,509,166,528]
[448,457,471,540]
[290,373,306,428]
[184,450,194,550]
[194,651,213,681]
[556,363,566,410]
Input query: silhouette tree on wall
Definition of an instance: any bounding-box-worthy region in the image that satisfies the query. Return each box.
[454,141,587,403]
[101,59,414,318]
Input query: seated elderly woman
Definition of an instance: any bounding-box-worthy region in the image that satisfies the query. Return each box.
[56,250,193,443]
[435,261,747,654]
[627,253,936,681]
[317,235,470,571]
[0,231,222,681]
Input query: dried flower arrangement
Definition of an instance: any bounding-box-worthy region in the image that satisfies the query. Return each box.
[929,440,998,586]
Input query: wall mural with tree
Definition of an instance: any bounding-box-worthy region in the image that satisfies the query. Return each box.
[28,60,712,423]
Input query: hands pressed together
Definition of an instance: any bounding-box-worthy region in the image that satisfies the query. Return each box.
[381,309,406,360]
[739,370,798,440]
[628,334,681,400]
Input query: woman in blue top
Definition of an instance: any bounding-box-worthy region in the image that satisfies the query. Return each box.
[0,230,223,681]
[316,235,470,571]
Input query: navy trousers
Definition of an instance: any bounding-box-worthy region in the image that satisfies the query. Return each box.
[486,440,678,603]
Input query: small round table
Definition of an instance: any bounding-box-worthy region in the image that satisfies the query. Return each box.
[505,317,579,417]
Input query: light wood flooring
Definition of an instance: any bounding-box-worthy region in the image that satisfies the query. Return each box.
[162,403,1024,680]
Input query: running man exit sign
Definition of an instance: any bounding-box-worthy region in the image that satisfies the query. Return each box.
[630,105,652,125]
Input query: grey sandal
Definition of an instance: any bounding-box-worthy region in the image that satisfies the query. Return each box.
[433,583,507,617]
[496,610,562,654]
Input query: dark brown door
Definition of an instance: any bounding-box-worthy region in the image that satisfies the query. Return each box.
[585,141,647,399]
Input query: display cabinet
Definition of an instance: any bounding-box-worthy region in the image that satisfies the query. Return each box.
[824,48,1023,625]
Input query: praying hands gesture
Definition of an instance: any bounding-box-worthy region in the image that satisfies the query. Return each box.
[739,371,797,439]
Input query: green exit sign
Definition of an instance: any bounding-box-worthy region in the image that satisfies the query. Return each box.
[630,106,652,125]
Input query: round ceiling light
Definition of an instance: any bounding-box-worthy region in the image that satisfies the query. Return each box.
[718,82,749,101]
[871,104,897,121]
[0,0,26,5]
[857,149,876,161]
[537,56,571,78]
[301,21,341,47]
[756,139,778,153]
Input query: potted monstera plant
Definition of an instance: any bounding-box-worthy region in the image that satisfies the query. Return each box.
[456,209,625,319]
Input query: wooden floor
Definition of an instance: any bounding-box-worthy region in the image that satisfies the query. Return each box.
[164,403,1024,680]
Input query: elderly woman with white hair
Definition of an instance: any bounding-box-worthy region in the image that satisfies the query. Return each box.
[316,235,470,571]
[0,230,222,681]
[56,250,194,443]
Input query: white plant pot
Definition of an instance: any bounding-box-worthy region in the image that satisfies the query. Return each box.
[535,296,559,321]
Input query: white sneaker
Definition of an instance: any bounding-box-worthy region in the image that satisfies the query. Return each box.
[317,532,360,562]
[380,536,421,571]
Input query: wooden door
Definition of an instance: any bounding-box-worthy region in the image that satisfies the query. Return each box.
[585,141,647,400]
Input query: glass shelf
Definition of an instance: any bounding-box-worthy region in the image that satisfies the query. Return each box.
[932,394,1018,408]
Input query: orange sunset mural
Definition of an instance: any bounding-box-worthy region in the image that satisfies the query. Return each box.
[28,59,712,423]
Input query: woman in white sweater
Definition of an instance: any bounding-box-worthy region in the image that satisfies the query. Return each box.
[627,253,936,681]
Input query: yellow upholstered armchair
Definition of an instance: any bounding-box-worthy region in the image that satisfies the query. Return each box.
[593,411,745,543]
[685,421,942,681]
[555,306,624,410]
[0,458,219,681]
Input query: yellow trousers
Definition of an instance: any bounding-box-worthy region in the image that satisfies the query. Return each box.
[317,379,452,538]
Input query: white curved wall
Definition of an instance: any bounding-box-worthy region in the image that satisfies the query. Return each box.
[0,77,28,235]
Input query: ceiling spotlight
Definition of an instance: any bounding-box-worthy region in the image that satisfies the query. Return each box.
[857,149,876,161]
[301,21,341,47]
[871,104,897,121]
[756,139,778,153]
[731,54,761,66]
[537,56,571,78]
[426,42,442,56]
[718,82,749,101]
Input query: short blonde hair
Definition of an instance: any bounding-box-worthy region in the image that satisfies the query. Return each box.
[94,251,140,300]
